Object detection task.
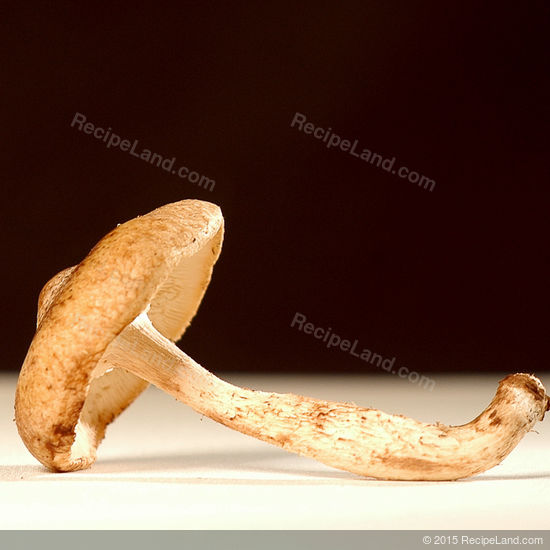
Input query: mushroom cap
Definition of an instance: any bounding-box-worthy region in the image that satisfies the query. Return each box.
[15,199,224,471]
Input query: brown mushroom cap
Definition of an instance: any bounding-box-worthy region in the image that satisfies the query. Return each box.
[15,199,224,471]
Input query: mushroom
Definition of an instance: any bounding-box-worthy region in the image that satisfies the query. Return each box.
[15,200,549,480]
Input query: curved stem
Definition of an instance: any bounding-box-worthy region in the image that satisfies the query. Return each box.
[99,313,548,481]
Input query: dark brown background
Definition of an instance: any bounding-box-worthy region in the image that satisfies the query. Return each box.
[3,3,548,376]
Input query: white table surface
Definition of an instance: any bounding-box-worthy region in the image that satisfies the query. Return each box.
[1,372,549,530]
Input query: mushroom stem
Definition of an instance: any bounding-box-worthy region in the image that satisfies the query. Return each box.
[100,312,549,481]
